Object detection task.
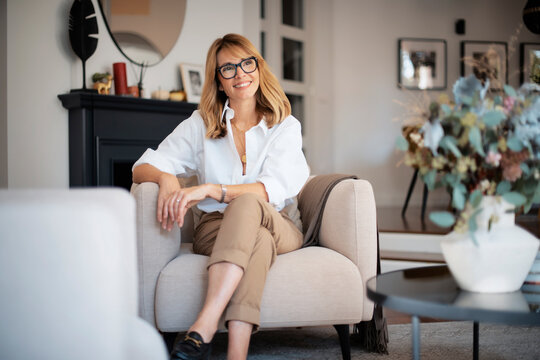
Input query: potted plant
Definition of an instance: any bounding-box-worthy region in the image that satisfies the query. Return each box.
[396,75,540,293]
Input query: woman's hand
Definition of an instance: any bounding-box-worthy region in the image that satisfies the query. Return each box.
[167,184,219,228]
[157,173,181,231]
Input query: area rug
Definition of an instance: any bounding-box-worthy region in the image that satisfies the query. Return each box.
[207,322,540,359]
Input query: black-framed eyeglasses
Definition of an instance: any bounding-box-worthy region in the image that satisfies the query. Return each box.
[216,57,258,79]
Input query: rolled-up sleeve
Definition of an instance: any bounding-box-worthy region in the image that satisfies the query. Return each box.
[257,118,310,207]
[132,112,201,176]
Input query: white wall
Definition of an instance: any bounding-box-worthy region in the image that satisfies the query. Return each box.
[331,0,540,207]
[6,0,243,188]
[306,0,335,175]
[7,0,72,188]
[0,0,7,188]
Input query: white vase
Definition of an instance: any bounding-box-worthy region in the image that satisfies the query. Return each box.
[440,196,540,293]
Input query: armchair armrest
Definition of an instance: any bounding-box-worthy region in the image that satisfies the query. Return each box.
[319,179,377,321]
[131,182,182,326]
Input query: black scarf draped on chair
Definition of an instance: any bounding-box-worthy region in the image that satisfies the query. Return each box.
[297,174,388,354]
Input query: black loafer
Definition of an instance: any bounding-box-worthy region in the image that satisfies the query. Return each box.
[170,331,212,360]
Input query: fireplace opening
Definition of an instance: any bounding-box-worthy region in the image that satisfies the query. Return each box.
[98,139,157,191]
[112,160,135,191]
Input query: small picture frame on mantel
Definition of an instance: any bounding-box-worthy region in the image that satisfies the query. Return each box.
[461,41,508,91]
[398,38,447,90]
[520,42,540,84]
[180,63,205,103]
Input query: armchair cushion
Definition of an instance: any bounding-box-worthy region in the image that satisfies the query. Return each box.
[155,245,363,331]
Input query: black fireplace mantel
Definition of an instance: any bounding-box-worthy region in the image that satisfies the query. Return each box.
[59,93,197,189]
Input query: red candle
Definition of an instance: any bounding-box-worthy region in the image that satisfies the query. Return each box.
[113,62,128,95]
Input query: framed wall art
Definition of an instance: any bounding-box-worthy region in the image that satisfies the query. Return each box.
[520,42,540,84]
[398,38,447,90]
[460,41,507,90]
[180,63,205,103]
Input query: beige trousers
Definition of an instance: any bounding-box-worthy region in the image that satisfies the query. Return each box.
[192,193,303,329]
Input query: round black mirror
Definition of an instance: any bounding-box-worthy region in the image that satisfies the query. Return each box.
[523,0,540,34]
[97,0,186,66]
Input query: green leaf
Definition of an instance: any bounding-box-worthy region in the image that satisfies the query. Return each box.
[482,110,506,127]
[504,85,517,98]
[452,187,466,210]
[469,231,479,246]
[470,189,483,207]
[507,136,524,152]
[468,220,479,245]
[524,200,533,215]
[470,208,482,224]
[468,216,478,233]
[468,208,482,246]
[439,136,462,158]
[521,163,531,175]
[423,169,437,190]
[493,95,503,106]
[454,182,467,194]
[441,104,452,115]
[522,179,537,196]
[527,142,534,156]
[488,142,499,153]
[396,135,409,151]
[456,109,469,118]
[439,135,455,145]
[442,173,459,187]
[450,119,463,137]
[429,211,456,228]
[469,126,485,156]
[533,183,540,203]
[496,181,512,195]
[502,192,527,206]
[461,95,473,106]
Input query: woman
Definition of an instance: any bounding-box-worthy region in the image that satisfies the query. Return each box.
[132,33,309,360]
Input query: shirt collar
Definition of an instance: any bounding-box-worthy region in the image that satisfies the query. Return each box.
[221,99,235,124]
[256,116,269,135]
[221,99,269,135]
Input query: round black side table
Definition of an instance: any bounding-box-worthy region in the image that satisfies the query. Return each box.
[367,265,540,360]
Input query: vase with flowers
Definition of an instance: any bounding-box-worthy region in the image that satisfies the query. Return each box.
[396,75,540,293]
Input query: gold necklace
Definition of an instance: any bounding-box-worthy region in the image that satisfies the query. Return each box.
[232,122,247,165]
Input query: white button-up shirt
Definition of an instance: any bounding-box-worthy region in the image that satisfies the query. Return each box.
[133,101,310,213]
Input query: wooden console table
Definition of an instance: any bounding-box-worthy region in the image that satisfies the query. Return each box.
[58,93,197,189]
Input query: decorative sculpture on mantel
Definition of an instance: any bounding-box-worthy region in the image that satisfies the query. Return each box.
[92,73,112,95]
[69,0,99,92]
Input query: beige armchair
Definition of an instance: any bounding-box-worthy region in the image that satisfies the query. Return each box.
[131,176,378,360]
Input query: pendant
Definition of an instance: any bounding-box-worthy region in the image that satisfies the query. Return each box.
[241,154,247,164]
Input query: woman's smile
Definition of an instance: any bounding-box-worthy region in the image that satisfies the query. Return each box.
[233,81,252,89]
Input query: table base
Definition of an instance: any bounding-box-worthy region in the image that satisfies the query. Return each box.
[411,316,479,360]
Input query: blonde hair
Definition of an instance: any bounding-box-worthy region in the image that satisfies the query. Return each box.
[199,34,291,139]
